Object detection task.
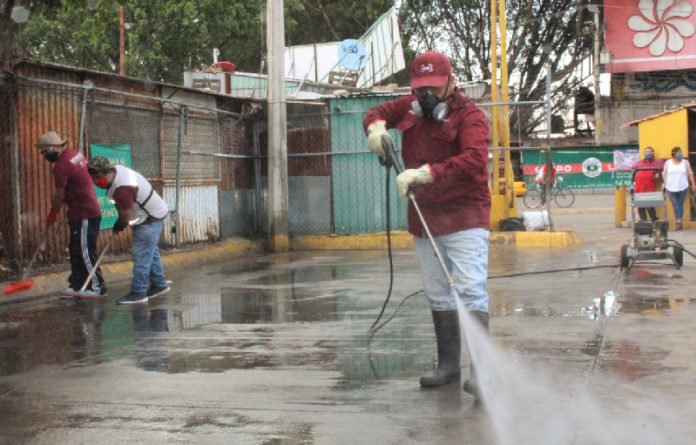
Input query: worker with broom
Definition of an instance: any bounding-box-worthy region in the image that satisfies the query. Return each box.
[87,156,170,305]
[37,131,106,296]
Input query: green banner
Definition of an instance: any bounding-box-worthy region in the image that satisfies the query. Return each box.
[521,146,638,190]
[90,144,132,230]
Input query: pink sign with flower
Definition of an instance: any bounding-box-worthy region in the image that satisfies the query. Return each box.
[604,0,696,73]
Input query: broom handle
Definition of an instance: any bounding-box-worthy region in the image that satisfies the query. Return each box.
[78,238,113,292]
[21,217,66,281]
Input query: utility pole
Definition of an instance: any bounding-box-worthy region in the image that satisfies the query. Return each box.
[266,0,289,252]
[588,4,601,145]
[119,5,125,76]
[545,45,555,231]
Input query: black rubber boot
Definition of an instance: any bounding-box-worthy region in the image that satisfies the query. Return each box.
[420,310,461,388]
[463,311,489,401]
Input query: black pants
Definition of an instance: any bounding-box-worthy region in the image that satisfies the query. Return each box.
[637,207,658,222]
[68,217,106,293]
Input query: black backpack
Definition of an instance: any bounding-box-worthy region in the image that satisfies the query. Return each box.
[499,217,526,232]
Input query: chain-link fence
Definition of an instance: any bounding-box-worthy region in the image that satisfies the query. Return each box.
[2,60,642,274]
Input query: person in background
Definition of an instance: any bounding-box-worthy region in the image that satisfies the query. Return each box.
[87,156,170,304]
[663,146,695,230]
[36,131,106,296]
[631,146,664,222]
[534,160,556,207]
[363,50,491,400]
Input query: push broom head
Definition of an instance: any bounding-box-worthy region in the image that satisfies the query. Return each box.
[3,280,34,295]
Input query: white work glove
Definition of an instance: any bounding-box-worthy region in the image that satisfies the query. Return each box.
[366,120,390,157]
[396,164,433,198]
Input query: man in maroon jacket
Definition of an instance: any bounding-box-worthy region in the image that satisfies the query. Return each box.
[364,51,491,398]
[36,131,105,296]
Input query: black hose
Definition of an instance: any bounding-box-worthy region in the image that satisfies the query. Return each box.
[368,166,395,333]
[368,263,621,339]
[665,239,696,258]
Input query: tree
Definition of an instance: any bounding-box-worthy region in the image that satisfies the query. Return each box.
[19,1,265,83]
[399,0,594,137]
[285,0,394,45]
[1,0,32,71]
[16,0,395,84]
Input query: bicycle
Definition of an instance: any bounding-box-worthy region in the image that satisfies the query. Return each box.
[523,176,575,208]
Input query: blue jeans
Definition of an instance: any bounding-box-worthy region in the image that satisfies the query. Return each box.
[667,189,688,221]
[131,219,167,296]
[413,228,490,313]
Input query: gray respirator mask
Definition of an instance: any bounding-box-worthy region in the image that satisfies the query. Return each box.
[411,90,449,121]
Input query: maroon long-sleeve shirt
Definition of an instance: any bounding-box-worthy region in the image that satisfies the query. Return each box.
[364,89,491,237]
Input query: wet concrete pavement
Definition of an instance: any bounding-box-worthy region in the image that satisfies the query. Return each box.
[3,195,696,444]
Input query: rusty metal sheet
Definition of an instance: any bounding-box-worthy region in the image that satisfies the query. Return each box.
[15,63,82,264]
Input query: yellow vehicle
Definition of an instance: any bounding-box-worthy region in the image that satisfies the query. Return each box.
[513,181,526,197]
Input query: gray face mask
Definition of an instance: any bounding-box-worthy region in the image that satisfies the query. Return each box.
[412,90,449,121]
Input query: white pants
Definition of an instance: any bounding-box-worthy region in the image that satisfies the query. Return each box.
[413,228,490,312]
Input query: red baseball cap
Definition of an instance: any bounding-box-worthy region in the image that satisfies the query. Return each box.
[410,51,452,89]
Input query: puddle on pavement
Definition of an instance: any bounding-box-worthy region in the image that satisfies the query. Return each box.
[2,246,692,382]
[598,340,683,381]
[0,253,428,379]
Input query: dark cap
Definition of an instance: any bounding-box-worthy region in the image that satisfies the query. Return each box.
[87,156,113,175]
[410,51,452,89]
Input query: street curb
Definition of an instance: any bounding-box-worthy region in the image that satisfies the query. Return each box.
[490,230,581,247]
[290,232,415,250]
[2,230,580,306]
[1,238,263,306]
[290,230,581,249]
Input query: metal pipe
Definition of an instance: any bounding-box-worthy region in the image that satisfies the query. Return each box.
[174,106,187,248]
[545,48,555,231]
[182,145,554,159]
[589,4,601,145]
[15,76,241,118]
[78,87,91,155]
[252,121,262,234]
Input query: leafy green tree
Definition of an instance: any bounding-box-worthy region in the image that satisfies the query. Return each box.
[16,0,395,84]
[19,1,265,83]
[1,0,32,70]
[399,0,594,136]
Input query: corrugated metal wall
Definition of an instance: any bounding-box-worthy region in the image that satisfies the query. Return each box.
[0,81,15,260]
[3,61,259,269]
[14,64,82,262]
[162,185,220,245]
[162,114,219,180]
[329,94,407,234]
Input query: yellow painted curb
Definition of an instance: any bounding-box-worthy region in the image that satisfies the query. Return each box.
[291,232,414,250]
[292,230,580,250]
[18,238,264,297]
[489,231,581,247]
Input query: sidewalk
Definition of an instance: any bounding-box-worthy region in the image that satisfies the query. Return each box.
[1,237,263,306]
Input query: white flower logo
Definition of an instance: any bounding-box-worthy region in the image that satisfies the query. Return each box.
[628,0,695,56]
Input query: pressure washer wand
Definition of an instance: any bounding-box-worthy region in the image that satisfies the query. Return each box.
[380,136,456,289]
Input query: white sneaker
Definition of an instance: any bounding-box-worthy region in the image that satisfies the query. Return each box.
[63,287,100,297]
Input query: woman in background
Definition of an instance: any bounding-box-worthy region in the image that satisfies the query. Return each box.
[663,146,696,230]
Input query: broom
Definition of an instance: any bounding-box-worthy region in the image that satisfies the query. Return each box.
[57,238,112,299]
[3,218,65,295]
